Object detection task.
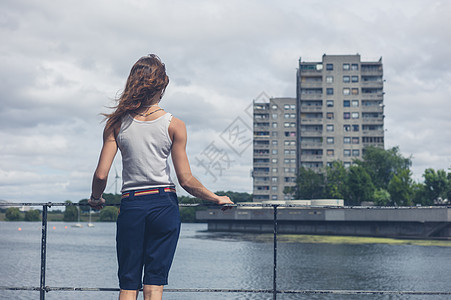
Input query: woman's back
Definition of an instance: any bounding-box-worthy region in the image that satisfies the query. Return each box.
[117,112,175,192]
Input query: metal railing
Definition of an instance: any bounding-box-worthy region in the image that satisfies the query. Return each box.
[1,202,450,300]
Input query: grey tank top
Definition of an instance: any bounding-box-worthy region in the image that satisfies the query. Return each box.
[117,113,175,192]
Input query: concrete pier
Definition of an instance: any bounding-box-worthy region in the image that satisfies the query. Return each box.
[196,206,451,239]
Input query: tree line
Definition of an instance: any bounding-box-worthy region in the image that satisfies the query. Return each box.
[2,191,251,222]
[285,146,451,206]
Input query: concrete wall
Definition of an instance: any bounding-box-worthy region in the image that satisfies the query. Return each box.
[197,206,451,239]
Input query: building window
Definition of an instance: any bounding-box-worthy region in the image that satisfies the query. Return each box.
[272,149,278,155]
[352,88,359,95]
[344,112,350,119]
[352,76,359,83]
[290,104,296,110]
[352,124,359,131]
[326,63,333,71]
[272,177,278,183]
[271,186,278,191]
[344,162,351,168]
[327,149,334,156]
[284,104,290,110]
[272,122,278,128]
[326,88,334,95]
[343,137,351,144]
[326,76,334,83]
[352,149,360,157]
[344,149,351,157]
[327,137,334,144]
[343,125,351,132]
[343,76,350,83]
[272,131,278,137]
[326,112,334,120]
[272,113,278,119]
[352,137,359,144]
[290,113,296,119]
[351,64,359,70]
[272,168,278,173]
[272,158,278,163]
[326,124,334,132]
[271,105,278,110]
[352,112,359,119]
[272,140,278,146]
[352,100,359,107]
[272,195,278,200]
[284,122,290,128]
[343,63,350,70]
[343,100,350,107]
[343,88,350,95]
[284,113,290,119]
[326,100,334,107]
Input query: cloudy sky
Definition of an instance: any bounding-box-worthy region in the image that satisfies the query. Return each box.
[1,0,450,203]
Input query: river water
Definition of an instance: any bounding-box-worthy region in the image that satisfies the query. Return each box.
[0,221,450,299]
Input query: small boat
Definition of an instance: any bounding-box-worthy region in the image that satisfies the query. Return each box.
[87,209,95,227]
[71,206,83,228]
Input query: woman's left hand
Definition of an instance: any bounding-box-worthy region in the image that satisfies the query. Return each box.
[88,196,106,210]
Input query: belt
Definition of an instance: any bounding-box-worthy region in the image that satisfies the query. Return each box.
[122,187,176,199]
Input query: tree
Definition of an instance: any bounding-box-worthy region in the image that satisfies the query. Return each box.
[423,168,448,203]
[291,167,325,199]
[373,188,391,206]
[387,169,413,206]
[25,209,41,221]
[345,165,375,205]
[99,206,119,222]
[5,207,21,221]
[356,146,411,190]
[411,183,430,206]
[63,200,78,222]
[324,161,347,199]
[79,199,90,214]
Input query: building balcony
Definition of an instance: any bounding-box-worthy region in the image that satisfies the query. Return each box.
[254,134,270,139]
[361,105,384,112]
[300,118,323,124]
[300,142,323,148]
[253,189,271,195]
[362,130,385,136]
[253,152,270,157]
[361,93,384,99]
[362,117,384,124]
[253,144,270,149]
[300,105,323,112]
[300,154,323,161]
[253,125,270,130]
[300,131,323,137]
[363,142,384,148]
[360,81,384,88]
[299,93,322,100]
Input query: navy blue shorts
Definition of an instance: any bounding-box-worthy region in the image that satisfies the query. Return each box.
[116,187,181,290]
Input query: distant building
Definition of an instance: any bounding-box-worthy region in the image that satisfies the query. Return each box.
[252,54,384,202]
[253,97,297,202]
[297,54,384,170]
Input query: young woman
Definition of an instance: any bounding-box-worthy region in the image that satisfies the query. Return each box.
[89,54,233,300]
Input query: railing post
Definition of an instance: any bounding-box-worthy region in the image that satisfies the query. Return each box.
[40,204,48,300]
[273,204,278,300]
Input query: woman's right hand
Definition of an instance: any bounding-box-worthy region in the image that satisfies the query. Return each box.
[216,195,234,210]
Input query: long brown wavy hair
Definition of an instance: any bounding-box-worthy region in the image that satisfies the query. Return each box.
[104,54,169,128]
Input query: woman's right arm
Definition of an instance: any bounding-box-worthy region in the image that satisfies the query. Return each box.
[169,117,233,206]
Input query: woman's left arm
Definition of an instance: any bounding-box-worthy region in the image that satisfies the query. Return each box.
[90,124,119,206]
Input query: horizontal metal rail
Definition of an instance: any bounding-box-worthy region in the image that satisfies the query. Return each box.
[1,286,450,295]
[1,202,450,299]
